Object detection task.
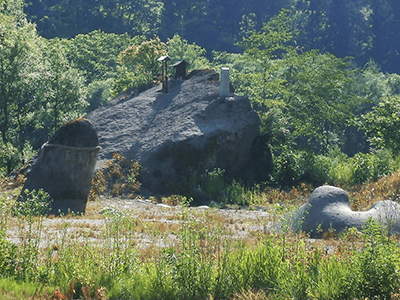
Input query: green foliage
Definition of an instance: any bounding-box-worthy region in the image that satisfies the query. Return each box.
[113,37,167,95]
[0,141,19,175]
[42,39,88,134]
[67,30,139,83]
[0,7,45,173]
[0,193,16,279]
[4,190,51,282]
[222,180,254,206]
[26,0,164,39]
[0,277,47,299]
[167,34,209,71]
[360,96,400,154]
[268,147,397,188]
[0,5,88,175]
[0,238,17,279]
[14,189,52,217]
[234,9,364,166]
[118,37,167,76]
[356,218,400,299]
[350,149,394,185]
[271,150,331,187]
[238,9,297,61]
[283,51,358,153]
[86,78,115,111]
[203,168,225,200]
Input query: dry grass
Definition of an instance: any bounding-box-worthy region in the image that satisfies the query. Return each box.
[348,169,400,211]
[89,153,141,201]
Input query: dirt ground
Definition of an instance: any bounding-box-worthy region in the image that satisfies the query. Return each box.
[6,196,274,250]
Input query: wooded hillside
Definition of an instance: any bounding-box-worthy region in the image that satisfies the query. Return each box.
[25,0,400,73]
[2,0,400,190]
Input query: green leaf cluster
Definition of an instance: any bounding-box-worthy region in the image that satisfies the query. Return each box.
[0,1,88,174]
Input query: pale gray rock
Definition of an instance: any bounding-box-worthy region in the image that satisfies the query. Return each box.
[86,69,260,199]
[294,185,400,238]
[21,119,100,215]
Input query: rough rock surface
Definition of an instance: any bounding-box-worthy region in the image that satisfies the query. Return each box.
[294,185,400,238]
[21,119,100,215]
[86,69,260,197]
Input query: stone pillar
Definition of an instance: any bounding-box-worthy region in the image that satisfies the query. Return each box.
[21,119,100,215]
[220,67,231,99]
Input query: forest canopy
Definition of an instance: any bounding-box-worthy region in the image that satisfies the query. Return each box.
[23,0,400,74]
[1,0,400,189]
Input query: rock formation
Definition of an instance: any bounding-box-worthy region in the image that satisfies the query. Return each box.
[86,69,261,199]
[21,118,100,215]
[294,185,400,238]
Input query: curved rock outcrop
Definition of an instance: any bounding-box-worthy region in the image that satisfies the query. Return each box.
[294,185,400,238]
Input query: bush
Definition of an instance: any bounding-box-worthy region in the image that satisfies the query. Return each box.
[271,148,397,188]
[90,153,141,199]
[14,189,52,217]
[357,218,400,299]
[272,150,331,187]
[203,168,225,200]
[350,149,394,185]
[222,180,253,206]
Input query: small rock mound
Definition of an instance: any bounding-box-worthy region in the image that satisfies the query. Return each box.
[21,119,100,215]
[294,185,400,238]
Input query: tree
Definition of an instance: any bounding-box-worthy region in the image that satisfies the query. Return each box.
[67,30,137,83]
[26,0,164,38]
[65,30,139,110]
[236,9,362,155]
[236,9,297,106]
[359,96,400,154]
[0,0,88,175]
[113,37,167,96]
[166,34,208,71]
[0,3,45,172]
[41,39,88,134]
[282,51,359,154]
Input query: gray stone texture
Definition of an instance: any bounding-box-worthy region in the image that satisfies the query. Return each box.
[86,69,260,197]
[21,118,100,215]
[294,185,400,238]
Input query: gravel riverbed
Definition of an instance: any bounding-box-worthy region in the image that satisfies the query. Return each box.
[6,197,275,250]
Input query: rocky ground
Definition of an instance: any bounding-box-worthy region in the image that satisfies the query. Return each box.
[6,196,274,251]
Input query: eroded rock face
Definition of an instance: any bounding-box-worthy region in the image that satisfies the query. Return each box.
[294,185,400,238]
[21,118,100,215]
[86,69,261,198]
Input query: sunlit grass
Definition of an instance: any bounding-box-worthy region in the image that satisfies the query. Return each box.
[2,160,400,299]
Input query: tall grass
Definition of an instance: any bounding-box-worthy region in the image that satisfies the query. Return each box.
[1,190,400,299]
[2,150,400,299]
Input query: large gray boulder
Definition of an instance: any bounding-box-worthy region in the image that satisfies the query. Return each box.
[294,185,400,238]
[86,69,261,198]
[21,118,100,215]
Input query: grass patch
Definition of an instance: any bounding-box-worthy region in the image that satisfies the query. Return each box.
[0,278,52,300]
[2,154,400,299]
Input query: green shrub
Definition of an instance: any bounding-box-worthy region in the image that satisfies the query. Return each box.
[272,150,331,187]
[350,149,394,185]
[222,179,253,206]
[203,168,225,200]
[0,238,17,278]
[357,218,400,299]
[14,189,52,217]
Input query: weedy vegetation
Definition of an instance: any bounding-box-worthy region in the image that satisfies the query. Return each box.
[1,154,400,299]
